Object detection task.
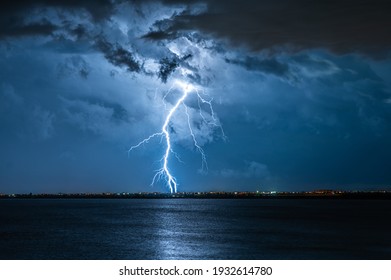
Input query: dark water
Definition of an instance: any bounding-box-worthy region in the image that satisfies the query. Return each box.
[0,199,390,259]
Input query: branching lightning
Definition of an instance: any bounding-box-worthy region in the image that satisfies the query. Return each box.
[129,79,223,193]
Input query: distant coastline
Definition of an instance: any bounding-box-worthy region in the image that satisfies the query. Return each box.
[1,190,391,199]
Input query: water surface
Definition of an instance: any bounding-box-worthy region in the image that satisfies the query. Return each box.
[0,199,390,259]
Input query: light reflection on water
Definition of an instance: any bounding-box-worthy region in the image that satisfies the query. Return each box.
[146,199,218,259]
[155,201,186,259]
[0,199,390,259]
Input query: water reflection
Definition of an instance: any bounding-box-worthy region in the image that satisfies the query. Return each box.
[152,199,211,259]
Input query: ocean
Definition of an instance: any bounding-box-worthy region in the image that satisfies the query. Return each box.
[0,198,390,259]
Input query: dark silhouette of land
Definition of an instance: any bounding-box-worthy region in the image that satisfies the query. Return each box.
[1,190,390,199]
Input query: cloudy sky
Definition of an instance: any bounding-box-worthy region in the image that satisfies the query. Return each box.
[1,0,391,193]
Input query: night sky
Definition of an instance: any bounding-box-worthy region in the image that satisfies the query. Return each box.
[1,0,391,193]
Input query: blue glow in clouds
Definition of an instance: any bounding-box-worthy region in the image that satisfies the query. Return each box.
[129,79,224,193]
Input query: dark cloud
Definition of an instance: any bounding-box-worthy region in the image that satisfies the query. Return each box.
[156,53,194,83]
[1,0,114,20]
[0,0,113,38]
[0,19,58,39]
[158,53,197,83]
[97,40,142,73]
[69,24,88,40]
[225,56,292,79]
[158,57,179,83]
[153,0,391,55]
[3,0,390,62]
[142,30,178,41]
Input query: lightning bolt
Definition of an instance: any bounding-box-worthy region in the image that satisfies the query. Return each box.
[129,80,223,193]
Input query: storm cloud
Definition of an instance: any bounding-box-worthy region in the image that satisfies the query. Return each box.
[97,40,142,73]
[1,0,391,193]
[151,0,391,55]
